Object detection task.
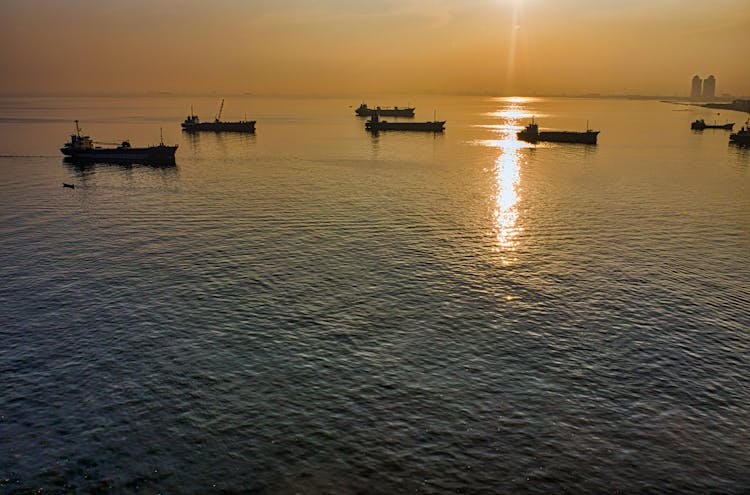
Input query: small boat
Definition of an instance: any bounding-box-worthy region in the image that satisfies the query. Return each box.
[355,103,415,117]
[691,119,734,130]
[62,183,75,189]
[729,122,750,145]
[60,121,177,163]
[365,112,444,132]
[182,99,256,132]
[517,118,599,144]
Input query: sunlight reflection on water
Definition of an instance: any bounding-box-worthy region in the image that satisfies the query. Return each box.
[477,103,531,263]
[493,144,523,259]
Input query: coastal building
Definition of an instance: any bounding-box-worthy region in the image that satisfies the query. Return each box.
[691,75,702,98]
[703,75,716,98]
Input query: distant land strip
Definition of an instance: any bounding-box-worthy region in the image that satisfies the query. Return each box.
[702,99,750,114]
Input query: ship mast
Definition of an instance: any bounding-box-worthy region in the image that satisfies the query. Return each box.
[75,120,81,137]
[215,99,225,122]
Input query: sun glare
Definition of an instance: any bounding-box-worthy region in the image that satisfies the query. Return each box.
[505,0,523,95]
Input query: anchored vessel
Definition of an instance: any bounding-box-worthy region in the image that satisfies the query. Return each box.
[365,112,444,132]
[691,119,734,130]
[356,103,415,117]
[182,99,256,132]
[517,119,599,144]
[729,122,750,145]
[60,121,177,163]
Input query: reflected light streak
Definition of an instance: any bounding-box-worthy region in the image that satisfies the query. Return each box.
[505,96,533,104]
[494,146,522,255]
[485,108,533,120]
[484,103,526,259]
[491,97,537,104]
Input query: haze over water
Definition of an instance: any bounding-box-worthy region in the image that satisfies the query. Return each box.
[1,94,749,493]
[2,1,750,96]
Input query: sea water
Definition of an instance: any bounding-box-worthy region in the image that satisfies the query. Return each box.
[1,95,749,493]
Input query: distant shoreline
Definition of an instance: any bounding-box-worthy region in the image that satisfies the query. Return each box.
[661,99,750,114]
[701,102,750,114]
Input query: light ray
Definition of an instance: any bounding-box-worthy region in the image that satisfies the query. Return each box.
[505,0,523,95]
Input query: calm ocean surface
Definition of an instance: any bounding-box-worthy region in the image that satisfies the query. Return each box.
[1,95,749,494]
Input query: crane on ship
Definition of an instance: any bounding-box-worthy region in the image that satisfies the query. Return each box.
[215,99,225,122]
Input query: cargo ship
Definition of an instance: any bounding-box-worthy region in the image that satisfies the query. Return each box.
[60,121,177,163]
[365,112,444,132]
[517,119,599,144]
[691,119,734,130]
[182,99,256,132]
[356,103,415,117]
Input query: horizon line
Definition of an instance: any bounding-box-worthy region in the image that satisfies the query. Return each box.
[0,91,747,101]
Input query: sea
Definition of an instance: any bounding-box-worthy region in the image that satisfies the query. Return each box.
[1,95,749,494]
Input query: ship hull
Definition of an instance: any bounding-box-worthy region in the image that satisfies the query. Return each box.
[181,121,256,132]
[729,133,750,145]
[365,121,445,132]
[356,107,415,117]
[518,130,599,144]
[60,145,178,163]
[692,122,734,130]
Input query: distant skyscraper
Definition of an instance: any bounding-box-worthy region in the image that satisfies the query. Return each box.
[703,75,716,98]
[691,75,702,98]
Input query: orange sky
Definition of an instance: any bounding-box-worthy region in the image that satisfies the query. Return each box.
[1,0,748,97]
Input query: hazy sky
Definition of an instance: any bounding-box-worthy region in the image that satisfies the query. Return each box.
[1,0,748,96]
